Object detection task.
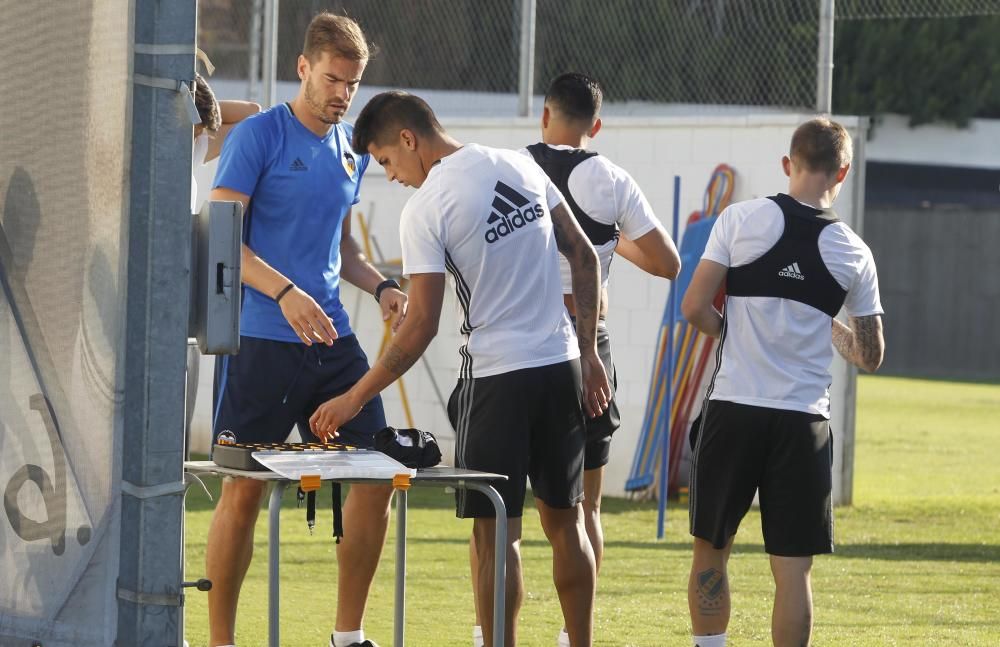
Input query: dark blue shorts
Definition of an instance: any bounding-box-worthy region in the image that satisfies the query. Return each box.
[212,334,386,448]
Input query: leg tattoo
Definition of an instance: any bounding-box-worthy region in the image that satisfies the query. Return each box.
[696,568,726,616]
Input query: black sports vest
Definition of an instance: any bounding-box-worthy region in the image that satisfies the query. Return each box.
[525,143,619,246]
[725,193,847,317]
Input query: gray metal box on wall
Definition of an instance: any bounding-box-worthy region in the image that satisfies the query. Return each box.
[190,200,242,354]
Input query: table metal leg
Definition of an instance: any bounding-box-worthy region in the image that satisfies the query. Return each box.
[465,483,507,647]
[268,481,288,647]
[393,488,408,647]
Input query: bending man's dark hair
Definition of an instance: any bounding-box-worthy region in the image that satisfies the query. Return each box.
[193,74,221,132]
[545,72,603,123]
[352,91,442,155]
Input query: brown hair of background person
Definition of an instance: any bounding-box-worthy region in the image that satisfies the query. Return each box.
[303,12,376,62]
[193,73,222,133]
[789,117,853,176]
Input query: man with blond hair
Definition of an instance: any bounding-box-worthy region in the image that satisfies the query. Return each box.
[205,14,405,647]
[681,118,884,647]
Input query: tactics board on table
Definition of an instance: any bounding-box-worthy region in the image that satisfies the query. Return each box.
[212,442,414,480]
[212,442,358,471]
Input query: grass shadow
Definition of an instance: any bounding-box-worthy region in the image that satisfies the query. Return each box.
[832,542,1000,563]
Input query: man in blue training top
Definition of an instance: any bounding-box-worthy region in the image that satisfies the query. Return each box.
[204,13,406,647]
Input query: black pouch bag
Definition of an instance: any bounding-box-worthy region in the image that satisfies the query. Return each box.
[374,426,442,468]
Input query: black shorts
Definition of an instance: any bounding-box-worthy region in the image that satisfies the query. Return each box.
[689,399,834,556]
[212,335,386,449]
[448,359,586,518]
[580,320,621,470]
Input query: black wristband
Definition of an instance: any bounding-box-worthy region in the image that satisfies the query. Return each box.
[274,282,295,303]
[374,278,401,304]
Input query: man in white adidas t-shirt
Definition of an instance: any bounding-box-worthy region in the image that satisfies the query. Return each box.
[464,71,679,647]
[308,91,612,647]
[680,118,884,647]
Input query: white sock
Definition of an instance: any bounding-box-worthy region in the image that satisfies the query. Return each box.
[693,633,727,647]
[557,627,571,647]
[473,624,484,647]
[332,630,364,647]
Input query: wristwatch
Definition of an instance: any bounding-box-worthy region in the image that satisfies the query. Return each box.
[374,278,401,304]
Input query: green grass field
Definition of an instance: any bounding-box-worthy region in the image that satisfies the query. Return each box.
[183,376,1000,645]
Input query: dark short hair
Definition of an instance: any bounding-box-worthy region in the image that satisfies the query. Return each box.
[352,91,442,155]
[789,118,853,176]
[193,74,221,132]
[303,12,375,62]
[544,72,603,123]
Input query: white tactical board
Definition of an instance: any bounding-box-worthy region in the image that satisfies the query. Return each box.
[252,449,416,481]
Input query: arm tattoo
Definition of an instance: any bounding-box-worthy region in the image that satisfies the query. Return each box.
[551,209,573,256]
[570,243,599,349]
[853,315,882,371]
[694,568,727,617]
[832,315,883,372]
[551,206,600,349]
[831,318,854,361]
[573,271,598,348]
[380,343,418,377]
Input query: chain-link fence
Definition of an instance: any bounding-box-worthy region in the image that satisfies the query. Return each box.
[838,0,1000,19]
[197,0,1000,116]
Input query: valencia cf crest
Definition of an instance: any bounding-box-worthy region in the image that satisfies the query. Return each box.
[343,151,357,177]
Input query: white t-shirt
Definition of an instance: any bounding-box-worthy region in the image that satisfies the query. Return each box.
[191,132,210,213]
[702,196,883,417]
[400,144,579,379]
[521,144,660,293]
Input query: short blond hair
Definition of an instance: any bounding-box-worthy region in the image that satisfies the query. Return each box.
[790,118,853,176]
[303,13,373,62]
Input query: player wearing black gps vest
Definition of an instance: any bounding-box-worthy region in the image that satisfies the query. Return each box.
[681,118,884,647]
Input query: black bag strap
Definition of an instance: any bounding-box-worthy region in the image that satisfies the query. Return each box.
[331,482,344,543]
[296,487,318,535]
[298,483,343,542]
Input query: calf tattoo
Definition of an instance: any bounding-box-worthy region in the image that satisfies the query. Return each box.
[696,568,727,616]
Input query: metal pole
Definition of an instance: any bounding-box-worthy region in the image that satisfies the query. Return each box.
[816,0,835,113]
[393,489,408,647]
[248,0,264,102]
[838,117,868,506]
[517,0,537,117]
[268,482,287,647]
[262,0,280,107]
[118,1,196,644]
[465,482,507,647]
[656,176,681,539]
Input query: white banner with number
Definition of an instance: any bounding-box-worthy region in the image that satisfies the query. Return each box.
[0,1,129,644]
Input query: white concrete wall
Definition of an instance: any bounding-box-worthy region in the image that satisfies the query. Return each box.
[191,113,868,503]
[866,113,1000,169]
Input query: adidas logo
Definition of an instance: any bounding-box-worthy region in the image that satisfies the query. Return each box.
[484,180,544,244]
[778,262,805,280]
[289,157,308,172]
